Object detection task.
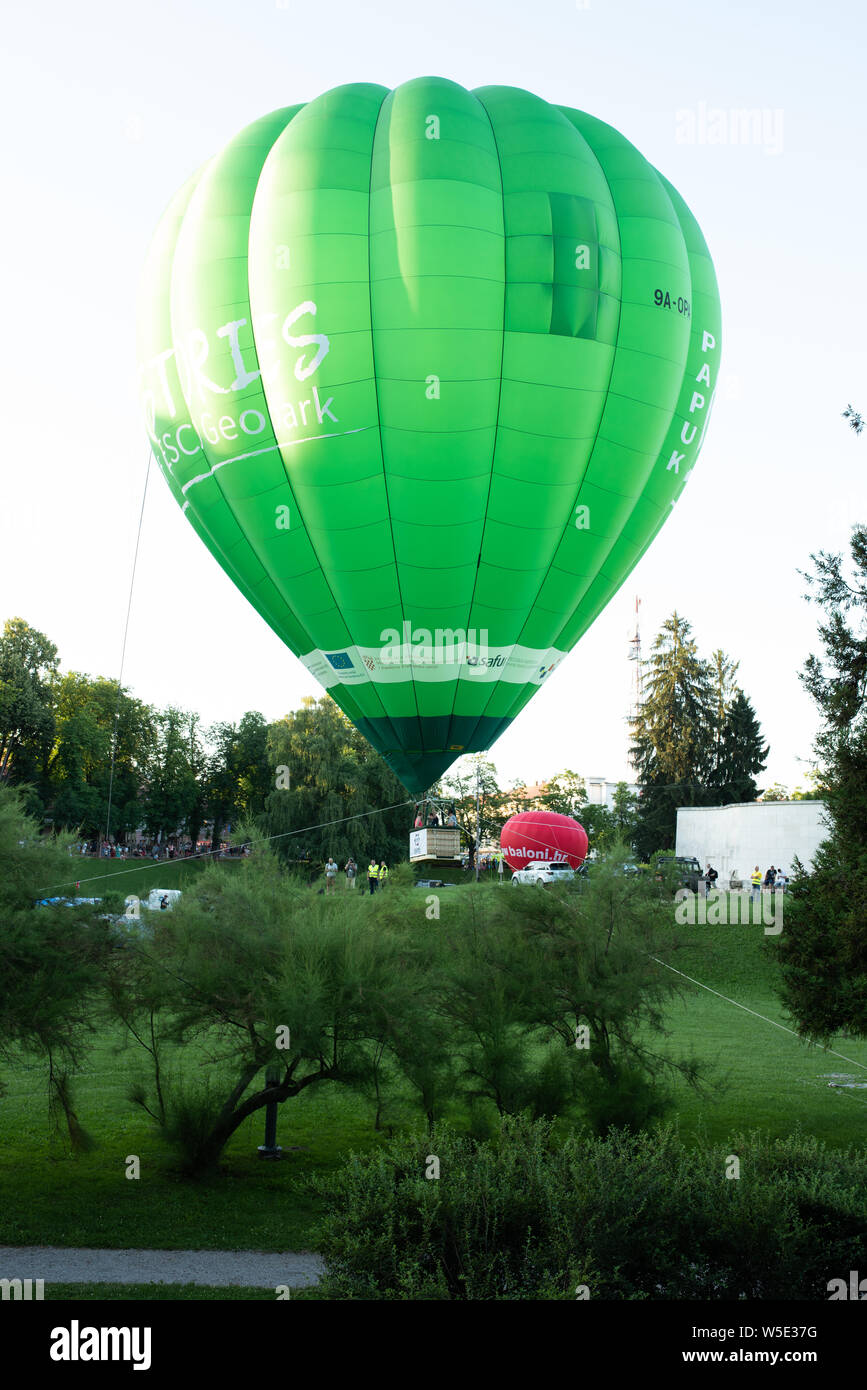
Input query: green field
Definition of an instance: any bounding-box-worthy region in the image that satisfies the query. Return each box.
[1,887,865,1268]
[51,853,238,901]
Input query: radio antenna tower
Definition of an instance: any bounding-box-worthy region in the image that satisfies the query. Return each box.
[626,596,643,767]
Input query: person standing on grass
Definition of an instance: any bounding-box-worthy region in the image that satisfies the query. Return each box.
[344,857,357,890]
[368,859,379,894]
[325,856,338,895]
[750,865,762,902]
[378,859,389,890]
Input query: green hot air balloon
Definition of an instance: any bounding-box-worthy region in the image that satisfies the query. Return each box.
[138,78,721,794]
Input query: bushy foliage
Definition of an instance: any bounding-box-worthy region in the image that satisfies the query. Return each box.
[312,1118,867,1301]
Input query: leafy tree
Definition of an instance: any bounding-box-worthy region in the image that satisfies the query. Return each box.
[263,696,409,865]
[538,770,586,819]
[760,782,790,803]
[47,673,154,840]
[0,618,58,799]
[206,711,271,853]
[776,526,867,1039]
[112,842,430,1172]
[610,781,640,845]
[427,848,708,1133]
[575,802,618,853]
[142,708,205,843]
[441,755,505,844]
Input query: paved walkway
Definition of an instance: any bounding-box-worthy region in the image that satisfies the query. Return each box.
[0,1246,324,1288]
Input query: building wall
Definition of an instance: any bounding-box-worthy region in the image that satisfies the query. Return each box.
[675,801,830,882]
[584,778,639,812]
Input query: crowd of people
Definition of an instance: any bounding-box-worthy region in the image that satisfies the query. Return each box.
[323,856,390,894]
[701,862,789,897]
[72,840,245,861]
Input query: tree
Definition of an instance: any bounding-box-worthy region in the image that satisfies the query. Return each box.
[630,613,714,857]
[431,847,709,1133]
[538,770,586,819]
[0,783,110,1142]
[575,802,618,853]
[611,782,640,844]
[142,708,205,843]
[760,782,790,803]
[0,618,58,798]
[263,696,409,865]
[442,755,506,849]
[112,842,430,1172]
[707,647,739,785]
[776,526,867,1039]
[630,615,767,856]
[206,711,271,854]
[47,674,154,840]
[715,690,768,803]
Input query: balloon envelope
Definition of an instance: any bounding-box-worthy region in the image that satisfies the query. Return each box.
[138,78,721,794]
[500,810,589,870]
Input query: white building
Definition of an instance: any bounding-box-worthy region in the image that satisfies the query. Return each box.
[584,777,639,812]
[675,800,829,882]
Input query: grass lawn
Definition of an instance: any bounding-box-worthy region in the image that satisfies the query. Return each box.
[51,854,237,901]
[656,898,867,1146]
[1,885,864,1265]
[0,1030,386,1250]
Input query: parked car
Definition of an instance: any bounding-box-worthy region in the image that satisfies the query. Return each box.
[653,855,702,893]
[511,860,575,886]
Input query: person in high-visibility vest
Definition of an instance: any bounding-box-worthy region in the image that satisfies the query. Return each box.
[368,859,379,894]
[750,865,762,903]
[378,860,389,888]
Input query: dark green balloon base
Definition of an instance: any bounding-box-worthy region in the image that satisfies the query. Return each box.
[356,714,514,793]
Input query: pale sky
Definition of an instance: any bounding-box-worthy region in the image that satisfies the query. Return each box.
[3,0,865,794]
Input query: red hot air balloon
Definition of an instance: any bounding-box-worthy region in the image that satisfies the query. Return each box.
[500,810,589,871]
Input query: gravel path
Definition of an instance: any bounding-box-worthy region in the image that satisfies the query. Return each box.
[0,1245,324,1288]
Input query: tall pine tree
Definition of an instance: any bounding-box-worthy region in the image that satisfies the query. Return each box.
[630,613,714,858]
[630,616,767,856]
[714,689,768,802]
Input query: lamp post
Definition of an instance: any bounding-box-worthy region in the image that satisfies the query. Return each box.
[257,1065,283,1160]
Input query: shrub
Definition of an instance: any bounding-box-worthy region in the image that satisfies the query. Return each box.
[311,1118,867,1300]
